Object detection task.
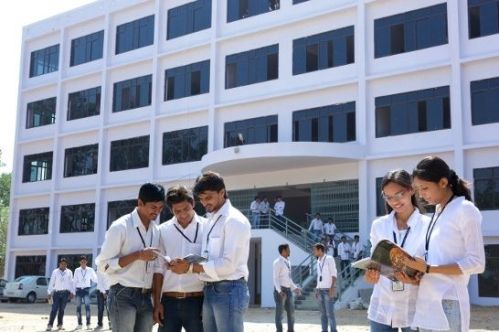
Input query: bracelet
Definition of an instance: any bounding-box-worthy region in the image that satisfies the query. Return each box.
[426,264,431,274]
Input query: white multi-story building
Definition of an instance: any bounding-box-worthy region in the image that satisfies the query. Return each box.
[5,0,499,307]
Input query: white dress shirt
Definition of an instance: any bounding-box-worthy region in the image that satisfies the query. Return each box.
[259,201,270,214]
[154,214,206,293]
[273,255,298,293]
[323,223,336,235]
[95,208,160,289]
[337,242,351,260]
[412,197,485,331]
[74,266,98,289]
[274,201,285,216]
[368,209,429,328]
[48,268,75,295]
[316,255,337,289]
[309,218,323,231]
[352,241,363,260]
[250,200,260,214]
[199,199,251,282]
[96,271,109,294]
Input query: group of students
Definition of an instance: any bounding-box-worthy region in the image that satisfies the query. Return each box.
[249,195,286,227]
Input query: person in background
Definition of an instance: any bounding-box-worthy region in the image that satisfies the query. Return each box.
[250,196,261,228]
[273,243,301,332]
[323,218,337,244]
[259,197,270,226]
[337,236,351,279]
[73,255,98,330]
[308,213,324,240]
[96,270,111,330]
[46,258,75,331]
[352,235,363,261]
[313,243,338,332]
[274,196,286,221]
[404,156,485,332]
[365,169,429,332]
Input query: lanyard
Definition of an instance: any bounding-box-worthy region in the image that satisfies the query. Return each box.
[174,222,199,244]
[59,269,66,279]
[136,227,153,248]
[425,194,455,260]
[203,215,223,256]
[318,256,326,277]
[392,227,411,248]
[81,269,87,281]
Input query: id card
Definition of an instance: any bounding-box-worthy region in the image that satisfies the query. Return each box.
[392,281,404,292]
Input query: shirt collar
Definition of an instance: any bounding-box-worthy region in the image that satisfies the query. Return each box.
[390,208,420,231]
[436,195,463,213]
[210,199,232,222]
[173,214,200,229]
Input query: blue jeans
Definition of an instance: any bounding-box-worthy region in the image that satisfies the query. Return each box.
[97,291,110,327]
[76,287,91,325]
[48,290,71,327]
[252,214,260,228]
[274,288,295,332]
[108,284,154,332]
[158,296,203,332]
[419,300,461,332]
[203,279,250,332]
[370,320,415,332]
[340,260,350,279]
[316,289,337,332]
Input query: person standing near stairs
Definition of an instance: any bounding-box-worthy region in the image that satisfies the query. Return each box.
[313,243,338,332]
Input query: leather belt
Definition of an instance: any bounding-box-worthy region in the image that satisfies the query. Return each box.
[163,291,204,299]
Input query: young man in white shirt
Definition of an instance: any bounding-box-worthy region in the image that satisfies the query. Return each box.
[96,183,165,332]
[96,270,110,330]
[259,197,270,226]
[171,171,251,332]
[152,185,206,332]
[273,244,301,332]
[46,258,75,331]
[313,243,338,332]
[274,196,285,221]
[308,213,324,240]
[323,218,337,243]
[337,236,351,279]
[73,255,98,330]
[250,196,261,228]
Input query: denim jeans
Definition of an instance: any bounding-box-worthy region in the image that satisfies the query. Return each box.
[419,300,461,332]
[340,260,350,279]
[316,289,337,332]
[97,291,110,327]
[274,288,295,332]
[251,214,260,228]
[76,287,91,325]
[158,296,203,332]
[370,320,415,332]
[108,284,154,332]
[203,279,250,332]
[48,290,71,327]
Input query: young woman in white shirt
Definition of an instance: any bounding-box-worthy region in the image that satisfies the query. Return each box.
[405,156,485,332]
[365,169,430,332]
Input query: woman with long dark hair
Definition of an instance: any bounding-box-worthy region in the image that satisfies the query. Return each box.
[405,156,485,332]
[365,169,429,331]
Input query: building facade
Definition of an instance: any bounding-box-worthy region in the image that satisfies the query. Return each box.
[6,0,499,306]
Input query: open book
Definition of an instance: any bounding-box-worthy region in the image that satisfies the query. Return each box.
[351,239,419,281]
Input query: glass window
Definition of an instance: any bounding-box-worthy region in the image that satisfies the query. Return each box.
[110,135,150,172]
[29,44,59,78]
[15,256,46,278]
[67,87,101,121]
[57,254,93,272]
[225,44,279,89]
[70,30,104,66]
[162,126,208,165]
[474,166,499,210]
[375,177,385,216]
[26,97,56,129]
[468,0,499,38]
[63,144,98,178]
[167,0,211,40]
[22,152,53,183]
[113,75,152,112]
[18,207,49,236]
[164,60,210,101]
[116,15,154,54]
[478,244,499,297]
[60,203,95,233]
[471,76,499,125]
[224,115,278,147]
[227,0,279,22]
[107,199,136,229]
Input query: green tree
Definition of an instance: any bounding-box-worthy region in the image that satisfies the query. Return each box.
[0,150,11,277]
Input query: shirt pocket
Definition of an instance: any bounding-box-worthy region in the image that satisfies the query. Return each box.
[207,237,222,260]
[187,243,202,256]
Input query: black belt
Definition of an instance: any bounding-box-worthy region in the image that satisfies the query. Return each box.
[54,290,70,292]
[205,277,245,286]
[111,283,151,294]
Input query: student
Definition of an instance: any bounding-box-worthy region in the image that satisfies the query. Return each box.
[73,255,97,330]
[337,236,351,279]
[96,270,111,330]
[274,196,286,221]
[313,243,338,332]
[404,156,485,332]
[308,213,324,239]
[365,169,429,331]
[250,196,261,227]
[46,258,75,331]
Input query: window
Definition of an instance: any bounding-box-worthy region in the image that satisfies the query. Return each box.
[293,26,355,75]
[471,76,499,125]
[113,75,152,112]
[70,30,104,66]
[57,254,93,272]
[116,15,154,54]
[227,0,279,22]
[167,0,211,39]
[164,60,210,100]
[63,144,98,177]
[26,97,56,129]
[163,126,208,165]
[29,44,59,77]
[225,44,279,89]
[478,245,499,297]
[374,3,448,58]
[15,256,46,278]
[224,115,278,147]
[22,152,53,183]
[107,199,136,229]
[468,0,499,38]
[60,203,95,233]
[293,102,356,142]
[18,207,49,236]
[67,87,101,121]
[110,135,150,171]
[474,166,499,210]
[36,277,48,286]
[375,86,451,138]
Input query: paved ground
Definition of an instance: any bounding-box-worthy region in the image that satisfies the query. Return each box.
[0,302,497,331]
